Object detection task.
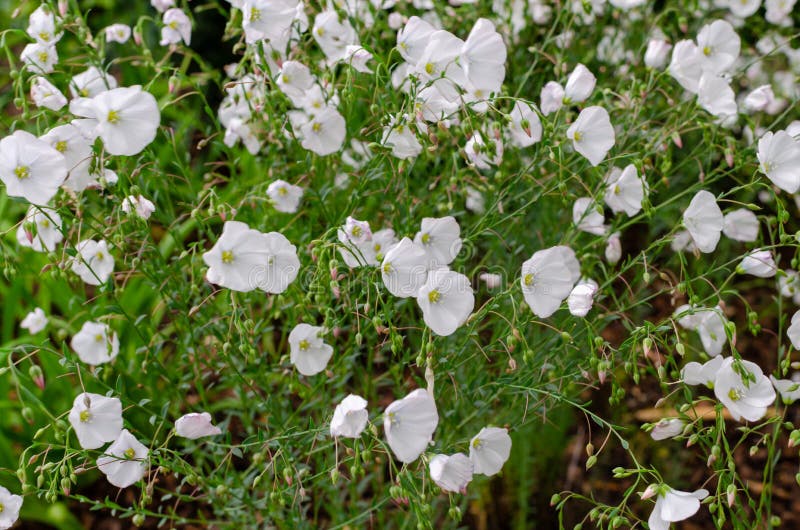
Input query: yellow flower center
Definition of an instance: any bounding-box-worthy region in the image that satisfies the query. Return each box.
[94,333,105,342]
[0,503,4,513]
[299,339,310,351]
[250,7,261,21]
[382,262,392,274]
[221,250,234,264]
[728,388,742,402]
[107,110,120,124]
[523,273,534,286]
[38,51,49,62]
[312,122,322,133]
[39,32,50,41]
[428,289,441,303]
[614,184,621,195]
[277,187,288,196]
[124,448,136,459]
[79,410,91,422]
[55,140,67,152]
[316,27,325,37]
[41,219,50,228]
[168,21,178,30]
[424,63,434,75]
[95,251,105,260]
[351,226,362,238]
[472,438,483,448]
[573,131,583,142]
[14,166,30,180]
[80,88,89,97]
[703,46,711,56]
[421,233,431,244]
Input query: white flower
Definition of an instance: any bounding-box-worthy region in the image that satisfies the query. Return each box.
[330,394,369,438]
[151,0,175,11]
[787,310,800,349]
[105,24,132,43]
[648,487,709,530]
[461,18,506,93]
[97,429,149,488]
[681,356,724,387]
[70,66,118,99]
[671,230,696,253]
[203,221,300,294]
[414,216,463,267]
[650,418,685,441]
[668,40,705,94]
[313,10,359,63]
[21,42,58,73]
[696,19,740,75]
[464,130,503,169]
[521,246,581,318]
[0,486,23,530]
[344,45,373,73]
[276,62,315,106]
[697,73,737,119]
[757,130,800,194]
[567,279,599,317]
[71,239,115,285]
[295,107,346,156]
[382,120,422,160]
[722,208,758,242]
[779,270,800,305]
[381,238,428,298]
[644,39,672,69]
[429,453,473,492]
[71,321,120,366]
[68,392,123,449]
[175,412,222,439]
[566,106,615,167]
[697,308,727,357]
[673,303,705,330]
[572,197,606,235]
[738,249,777,278]
[17,206,63,252]
[564,63,595,103]
[765,0,796,25]
[416,269,474,336]
[41,123,93,192]
[267,180,304,213]
[27,5,60,44]
[605,232,622,264]
[21,307,47,334]
[479,272,502,289]
[604,164,646,216]
[121,195,156,220]
[223,118,261,155]
[466,187,485,214]
[469,427,511,476]
[507,101,542,148]
[714,357,776,422]
[744,85,776,112]
[727,0,761,17]
[0,130,66,204]
[70,85,160,156]
[770,375,800,404]
[30,76,67,110]
[289,324,333,376]
[683,190,723,253]
[397,16,436,64]
[540,81,565,115]
[160,9,192,46]
[384,388,439,463]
